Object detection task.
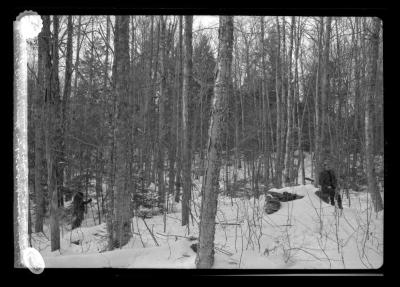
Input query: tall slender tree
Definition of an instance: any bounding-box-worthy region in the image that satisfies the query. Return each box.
[365,18,383,212]
[175,16,183,203]
[260,16,273,186]
[196,16,234,269]
[34,16,46,233]
[182,16,193,227]
[110,15,132,249]
[275,17,282,187]
[320,17,331,159]
[283,16,295,186]
[157,16,167,210]
[43,15,60,251]
[61,15,73,202]
[314,17,324,188]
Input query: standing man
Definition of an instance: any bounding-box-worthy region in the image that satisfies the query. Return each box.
[319,160,343,209]
[71,191,92,229]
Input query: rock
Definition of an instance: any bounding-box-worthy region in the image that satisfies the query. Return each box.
[265,196,281,214]
[281,191,304,201]
[265,191,304,202]
[190,243,198,253]
[264,191,304,214]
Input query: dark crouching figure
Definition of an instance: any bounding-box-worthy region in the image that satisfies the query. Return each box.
[71,191,92,229]
[319,160,343,209]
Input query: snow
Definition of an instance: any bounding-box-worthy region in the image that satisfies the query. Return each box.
[44,238,198,268]
[32,152,383,269]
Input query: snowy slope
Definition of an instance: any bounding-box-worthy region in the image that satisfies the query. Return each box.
[33,152,383,269]
[36,184,382,269]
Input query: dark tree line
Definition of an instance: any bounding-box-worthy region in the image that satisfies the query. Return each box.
[25,16,383,261]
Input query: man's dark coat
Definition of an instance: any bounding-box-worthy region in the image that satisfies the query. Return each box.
[318,169,342,208]
[71,192,92,229]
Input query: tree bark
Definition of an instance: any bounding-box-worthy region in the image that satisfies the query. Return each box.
[158,16,167,213]
[314,17,324,188]
[52,15,64,209]
[320,17,331,159]
[280,17,287,186]
[45,15,61,252]
[34,16,46,233]
[73,16,82,97]
[111,16,132,248]
[196,16,234,269]
[61,15,73,201]
[365,18,383,212]
[175,16,183,203]
[143,16,154,182]
[275,17,282,187]
[283,16,295,186]
[182,16,193,226]
[168,24,177,207]
[260,17,273,186]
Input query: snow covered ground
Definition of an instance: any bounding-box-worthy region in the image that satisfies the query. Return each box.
[32,153,383,269]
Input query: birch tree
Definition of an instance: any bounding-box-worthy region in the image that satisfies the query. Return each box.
[196,16,234,269]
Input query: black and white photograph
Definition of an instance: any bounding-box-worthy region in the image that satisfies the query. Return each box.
[13,11,384,273]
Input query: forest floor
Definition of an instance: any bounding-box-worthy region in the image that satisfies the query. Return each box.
[32,154,384,269]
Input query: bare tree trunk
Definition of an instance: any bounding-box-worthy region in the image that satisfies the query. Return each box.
[275,16,282,187]
[283,16,295,186]
[260,16,273,186]
[168,33,177,207]
[95,149,103,224]
[67,15,81,189]
[314,17,324,188]
[233,60,239,185]
[60,15,73,203]
[196,16,234,269]
[294,19,305,185]
[351,18,361,179]
[142,17,154,183]
[34,17,46,233]
[158,16,167,216]
[52,16,64,210]
[280,17,287,186]
[46,15,61,252]
[111,16,132,248]
[320,17,331,161]
[182,16,193,226]
[73,16,82,97]
[175,16,183,203]
[107,70,117,250]
[365,18,383,212]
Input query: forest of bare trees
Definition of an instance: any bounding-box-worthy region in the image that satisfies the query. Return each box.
[15,15,384,268]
